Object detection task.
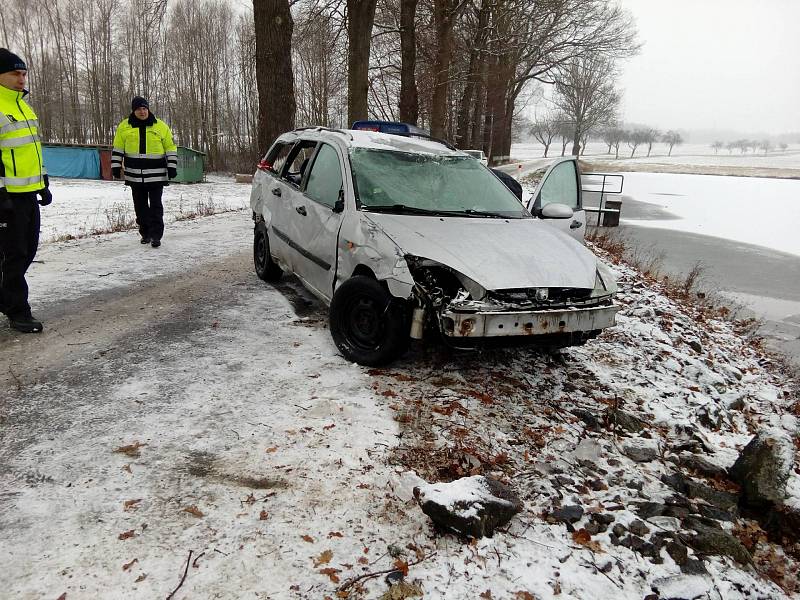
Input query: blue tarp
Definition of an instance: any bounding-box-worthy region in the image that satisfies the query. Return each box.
[43,146,100,179]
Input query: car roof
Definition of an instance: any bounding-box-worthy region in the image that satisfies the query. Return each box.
[278,127,464,157]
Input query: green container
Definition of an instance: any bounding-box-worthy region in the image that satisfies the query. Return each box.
[174,146,205,183]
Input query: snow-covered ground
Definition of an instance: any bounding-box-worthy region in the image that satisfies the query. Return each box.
[2,176,799,599]
[617,172,800,258]
[40,174,249,242]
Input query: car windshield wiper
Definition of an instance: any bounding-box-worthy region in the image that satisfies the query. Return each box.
[362,204,453,216]
[454,208,513,218]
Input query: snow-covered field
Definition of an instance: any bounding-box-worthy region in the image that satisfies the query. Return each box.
[512,142,800,171]
[2,176,799,599]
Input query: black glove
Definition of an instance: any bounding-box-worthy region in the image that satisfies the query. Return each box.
[168,167,177,180]
[38,187,52,206]
[112,167,122,180]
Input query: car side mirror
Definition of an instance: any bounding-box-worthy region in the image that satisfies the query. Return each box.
[333,189,345,213]
[540,203,574,219]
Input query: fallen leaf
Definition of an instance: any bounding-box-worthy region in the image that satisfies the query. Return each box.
[480,591,493,599]
[135,573,147,583]
[381,390,397,397]
[301,535,315,543]
[323,423,336,431]
[514,592,536,600]
[122,558,138,571]
[57,594,66,600]
[183,505,204,518]
[318,567,340,583]
[118,529,136,540]
[113,441,146,457]
[123,499,142,512]
[314,549,333,566]
[357,556,369,565]
[328,531,343,538]
[265,446,278,453]
[394,559,409,576]
[259,510,269,520]
[357,482,370,489]
[121,464,132,473]
[571,528,603,553]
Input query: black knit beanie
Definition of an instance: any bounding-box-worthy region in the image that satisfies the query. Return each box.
[131,96,149,111]
[0,48,27,74]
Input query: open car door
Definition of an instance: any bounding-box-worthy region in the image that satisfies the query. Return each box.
[526,157,586,243]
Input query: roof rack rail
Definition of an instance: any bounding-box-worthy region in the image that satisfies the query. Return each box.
[293,126,353,140]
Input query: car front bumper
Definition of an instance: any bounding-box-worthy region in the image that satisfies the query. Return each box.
[440,303,619,338]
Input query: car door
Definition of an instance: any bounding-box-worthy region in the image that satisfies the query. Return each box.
[256,140,295,268]
[270,140,319,274]
[527,157,586,242]
[283,142,345,301]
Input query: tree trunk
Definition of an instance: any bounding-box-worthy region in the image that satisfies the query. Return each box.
[347,0,378,125]
[455,1,488,148]
[253,0,296,156]
[430,0,455,138]
[398,0,419,124]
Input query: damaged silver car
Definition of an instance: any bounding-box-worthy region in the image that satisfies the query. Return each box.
[250,126,618,366]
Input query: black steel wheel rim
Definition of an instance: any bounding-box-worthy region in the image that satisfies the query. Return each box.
[343,295,384,351]
[255,231,267,272]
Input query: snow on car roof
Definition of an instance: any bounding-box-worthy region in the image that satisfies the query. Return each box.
[345,129,461,155]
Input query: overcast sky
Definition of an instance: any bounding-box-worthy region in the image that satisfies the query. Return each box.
[617,0,800,135]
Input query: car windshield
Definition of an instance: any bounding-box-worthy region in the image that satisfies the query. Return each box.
[463,150,483,160]
[349,148,529,218]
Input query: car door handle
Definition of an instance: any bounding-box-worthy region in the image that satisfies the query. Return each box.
[271,187,281,197]
[570,220,582,229]
[296,206,307,216]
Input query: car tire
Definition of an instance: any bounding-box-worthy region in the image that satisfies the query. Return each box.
[254,221,283,282]
[329,276,409,366]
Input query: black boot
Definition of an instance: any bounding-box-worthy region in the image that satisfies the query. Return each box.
[151,240,161,248]
[140,237,151,244]
[9,313,43,333]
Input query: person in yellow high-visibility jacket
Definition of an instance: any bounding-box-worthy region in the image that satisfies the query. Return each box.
[111,97,177,248]
[0,48,52,333]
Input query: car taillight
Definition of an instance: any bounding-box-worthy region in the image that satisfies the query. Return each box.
[257,159,271,172]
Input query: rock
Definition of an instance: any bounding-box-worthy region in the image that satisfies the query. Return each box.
[684,521,751,565]
[687,338,703,353]
[661,473,738,512]
[696,504,734,522]
[729,428,795,508]
[677,453,727,479]
[680,559,708,576]
[584,521,601,535]
[623,438,660,462]
[666,540,688,565]
[653,574,717,599]
[646,516,681,531]
[697,404,723,430]
[606,408,646,434]
[611,523,627,538]
[571,408,600,430]
[628,519,650,536]
[573,438,603,468]
[592,513,616,526]
[414,475,523,539]
[634,502,665,519]
[589,479,608,491]
[549,504,584,524]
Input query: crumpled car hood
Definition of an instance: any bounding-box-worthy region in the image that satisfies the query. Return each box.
[362,213,598,290]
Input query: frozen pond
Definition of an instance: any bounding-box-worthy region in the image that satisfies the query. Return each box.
[618,172,800,258]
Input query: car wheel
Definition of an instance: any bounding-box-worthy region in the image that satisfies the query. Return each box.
[254,221,283,282]
[329,276,409,366]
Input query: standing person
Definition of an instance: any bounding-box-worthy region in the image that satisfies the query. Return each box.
[111,97,177,248]
[0,49,52,334]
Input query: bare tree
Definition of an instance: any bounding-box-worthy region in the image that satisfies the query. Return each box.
[626,128,647,157]
[601,126,624,158]
[398,0,419,123]
[530,113,560,157]
[758,139,772,155]
[643,127,660,157]
[711,140,723,154]
[552,55,620,156]
[662,130,682,156]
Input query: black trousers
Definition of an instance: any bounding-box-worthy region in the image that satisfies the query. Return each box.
[0,193,40,319]
[131,185,165,241]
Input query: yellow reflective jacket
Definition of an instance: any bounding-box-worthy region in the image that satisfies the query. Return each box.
[112,115,177,186]
[0,85,46,194]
